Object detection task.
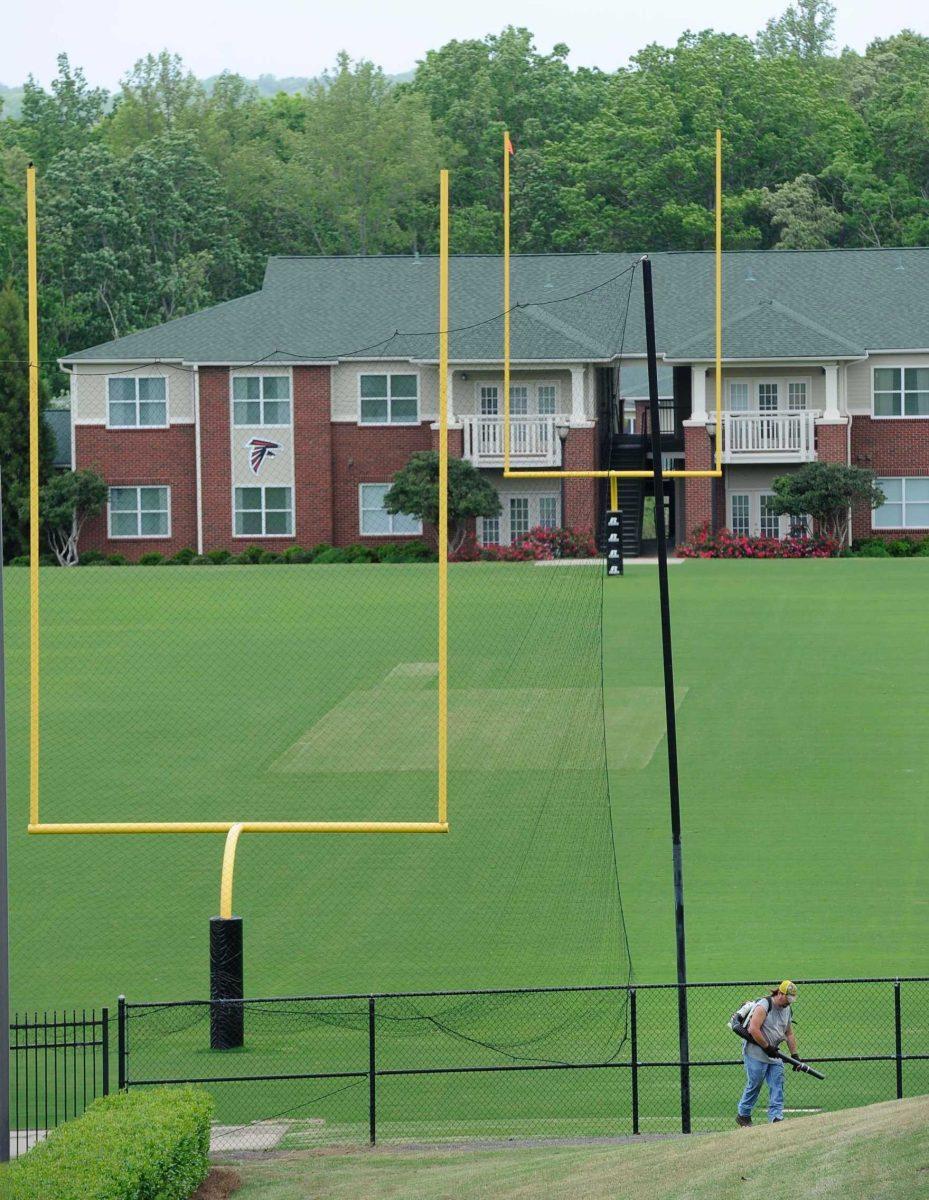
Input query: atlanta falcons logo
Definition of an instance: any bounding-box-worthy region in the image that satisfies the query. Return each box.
[245,438,281,474]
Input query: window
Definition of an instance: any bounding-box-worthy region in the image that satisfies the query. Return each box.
[479,516,500,545]
[759,494,780,538]
[509,497,530,540]
[107,376,167,427]
[730,493,750,536]
[873,478,929,529]
[479,386,499,416]
[788,382,807,410]
[509,386,529,416]
[729,382,750,412]
[758,383,779,412]
[232,375,291,425]
[537,385,557,415]
[538,496,558,529]
[873,367,929,417]
[359,484,422,536]
[108,487,170,538]
[234,487,293,536]
[359,374,419,424]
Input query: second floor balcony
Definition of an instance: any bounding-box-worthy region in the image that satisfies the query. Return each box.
[461,415,564,467]
[722,410,819,463]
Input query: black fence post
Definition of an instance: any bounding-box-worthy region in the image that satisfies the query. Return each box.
[117,996,127,1091]
[368,996,377,1146]
[101,1008,110,1097]
[894,980,903,1100]
[630,988,640,1136]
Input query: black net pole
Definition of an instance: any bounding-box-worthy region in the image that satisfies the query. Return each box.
[641,256,692,1134]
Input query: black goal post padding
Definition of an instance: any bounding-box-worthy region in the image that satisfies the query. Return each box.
[210,916,244,1050]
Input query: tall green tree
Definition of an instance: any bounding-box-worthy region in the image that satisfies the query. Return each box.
[17,54,107,167]
[757,0,837,60]
[0,282,51,559]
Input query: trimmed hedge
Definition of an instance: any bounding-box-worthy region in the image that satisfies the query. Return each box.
[0,1086,212,1199]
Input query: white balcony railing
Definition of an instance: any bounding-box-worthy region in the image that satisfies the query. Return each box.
[722,410,818,463]
[461,416,563,467]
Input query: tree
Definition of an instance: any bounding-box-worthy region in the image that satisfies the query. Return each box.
[769,462,884,544]
[384,452,501,551]
[760,173,842,247]
[0,282,51,559]
[40,469,107,565]
[757,0,836,60]
[18,54,107,166]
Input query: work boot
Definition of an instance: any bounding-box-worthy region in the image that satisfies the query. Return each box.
[736,1113,752,1127]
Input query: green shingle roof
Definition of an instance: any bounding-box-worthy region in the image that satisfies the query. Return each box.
[62,247,929,366]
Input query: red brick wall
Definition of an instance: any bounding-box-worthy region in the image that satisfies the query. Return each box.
[330,421,435,546]
[850,415,929,540]
[76,425,198,561]
[562,426,597,534]
[683,425,714,536]
[815,421,848,465]
[200,365,332,553]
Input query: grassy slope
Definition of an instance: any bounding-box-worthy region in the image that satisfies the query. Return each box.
[229,1095,929,1199]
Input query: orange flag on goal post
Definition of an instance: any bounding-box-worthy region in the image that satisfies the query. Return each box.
[505,132,514,155]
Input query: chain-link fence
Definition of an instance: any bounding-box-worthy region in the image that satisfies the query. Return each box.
[119,977,929,1149]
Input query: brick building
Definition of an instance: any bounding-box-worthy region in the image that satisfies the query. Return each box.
[60,249,929,559]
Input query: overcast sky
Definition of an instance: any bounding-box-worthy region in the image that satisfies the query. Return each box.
[3,0,926,89]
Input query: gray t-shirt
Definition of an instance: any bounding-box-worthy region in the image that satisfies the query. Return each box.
[743,998,792,1062]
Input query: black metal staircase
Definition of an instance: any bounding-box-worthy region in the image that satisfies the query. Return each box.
[608,440,647,558]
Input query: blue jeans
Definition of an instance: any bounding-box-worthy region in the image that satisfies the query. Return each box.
[738,1055,784,1121]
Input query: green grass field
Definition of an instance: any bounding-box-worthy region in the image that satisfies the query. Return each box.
[4,559,929,1136]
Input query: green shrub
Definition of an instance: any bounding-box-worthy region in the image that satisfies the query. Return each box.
[857,541,890,557]
[313,547,347,563]
[0,1086,212,1200]
[283,545,308,563]
[190,555,213,565]
[107,554,128,566]
[887,538,917,557]
[8,555,30,566]
[206,548,232,565]
[259,551,285,563]
[40,554,57,566]
[138,552,165,566]
[309,542,333,559]
[168,547,197,565]
[238,544,265,564]
[917,540,929,556]
[78,550,108,566]
[377,539,436,563]
[341,543,378,563]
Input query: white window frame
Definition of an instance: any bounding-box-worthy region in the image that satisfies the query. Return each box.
[479,385,499,416]
[358,371,421,426]
[233,485,294,538]
[871,365,929,420]
[723,376,813,413]
[358,483,423,537]
[872,477,929,530]
[473,379,561,415]
[107,485,172,539]
[231,371,293,428]
[478,492,561,545]
[106,375,169,429]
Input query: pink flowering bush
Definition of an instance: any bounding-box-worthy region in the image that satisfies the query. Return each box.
[677,524,840,559]
[451,526,598,562]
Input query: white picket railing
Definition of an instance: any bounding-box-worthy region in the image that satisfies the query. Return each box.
[461,416,562,466]
[722,410,818,462]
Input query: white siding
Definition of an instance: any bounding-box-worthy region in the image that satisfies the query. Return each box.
[72,362,195,424]
[450,369,576,418]
[846,352,929,415]
[330,361,437,422]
